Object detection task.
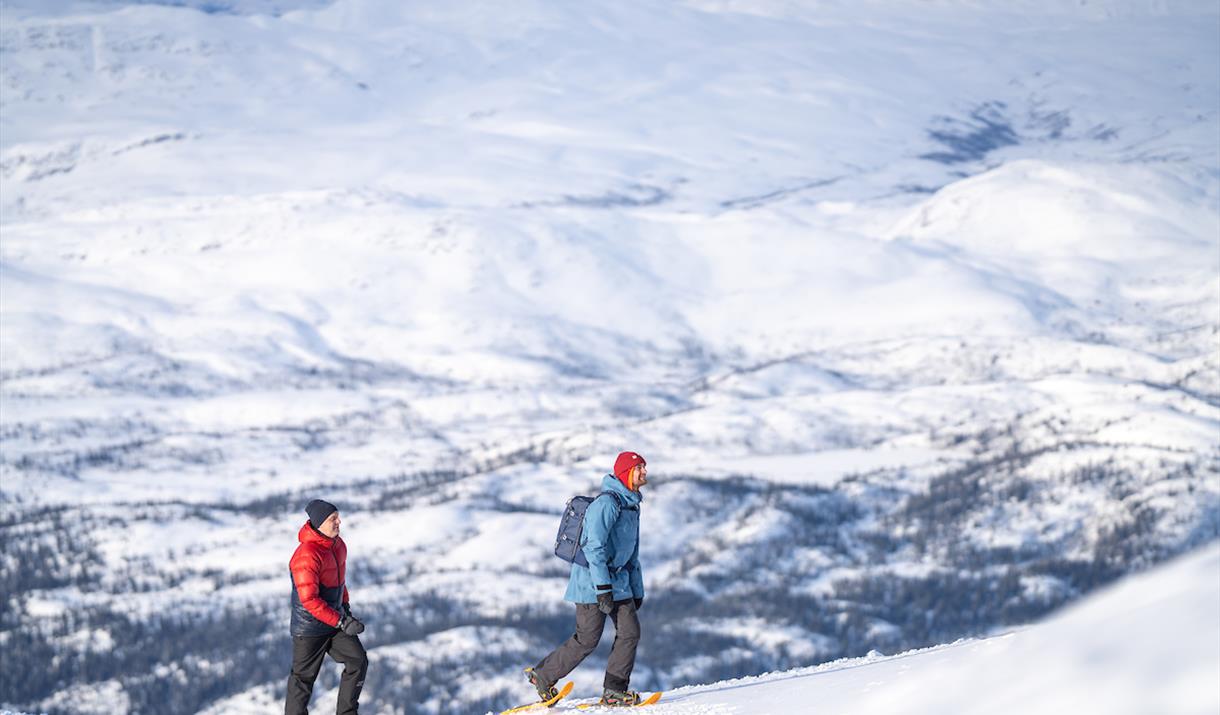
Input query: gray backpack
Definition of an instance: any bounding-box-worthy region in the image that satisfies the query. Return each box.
[553,491,629,566]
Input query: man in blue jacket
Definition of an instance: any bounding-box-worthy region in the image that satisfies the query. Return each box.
[527,451,648,707]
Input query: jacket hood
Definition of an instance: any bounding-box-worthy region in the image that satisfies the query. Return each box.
[602,474,643,506]
[298,520,336,545]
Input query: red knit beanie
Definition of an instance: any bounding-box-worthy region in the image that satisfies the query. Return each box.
[613,451,646,488]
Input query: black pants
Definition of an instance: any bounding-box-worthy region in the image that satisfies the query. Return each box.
[285,631,368,715]
[535,600,640,692]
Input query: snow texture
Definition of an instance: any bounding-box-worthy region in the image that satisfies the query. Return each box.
[1,0,1217,713]
[541,543,1220,715]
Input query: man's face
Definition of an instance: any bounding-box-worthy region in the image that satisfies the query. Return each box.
[631,465,648,491]
[318,510,341,538]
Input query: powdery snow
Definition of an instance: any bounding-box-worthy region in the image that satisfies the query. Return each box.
[545,543,1220,714]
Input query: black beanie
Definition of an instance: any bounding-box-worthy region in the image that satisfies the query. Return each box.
[305,499,338,529]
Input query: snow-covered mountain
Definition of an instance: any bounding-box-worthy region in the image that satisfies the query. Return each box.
[1,1,1217,713]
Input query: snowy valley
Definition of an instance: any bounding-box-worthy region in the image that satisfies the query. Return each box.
[1,1,1218,713]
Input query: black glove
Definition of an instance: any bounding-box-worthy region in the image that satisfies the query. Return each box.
[634,597,644,611]
[339,613,365,636]
[596,588,614,615]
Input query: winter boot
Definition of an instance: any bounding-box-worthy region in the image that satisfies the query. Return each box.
[599,688,642,707]
[525,667,559,702]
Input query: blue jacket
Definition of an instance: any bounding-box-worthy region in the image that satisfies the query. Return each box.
[564,475,644,604]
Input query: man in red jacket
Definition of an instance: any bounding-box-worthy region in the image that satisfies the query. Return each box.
[285,499,368,715]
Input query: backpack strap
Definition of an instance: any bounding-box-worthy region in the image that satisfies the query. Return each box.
[589,491,639,576]
[599,490,637,512]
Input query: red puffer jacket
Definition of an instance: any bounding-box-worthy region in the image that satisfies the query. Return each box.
[289,521,350,636]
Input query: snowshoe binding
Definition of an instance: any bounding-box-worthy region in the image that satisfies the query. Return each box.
[599,688,642,707]
[525,667,559,702]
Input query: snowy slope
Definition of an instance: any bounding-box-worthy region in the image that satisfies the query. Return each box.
[603,543,1220,715]
[1,1,1218,713]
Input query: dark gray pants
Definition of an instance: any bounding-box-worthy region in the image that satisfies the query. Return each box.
[285,631,368,715]
[535,600,640,692]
